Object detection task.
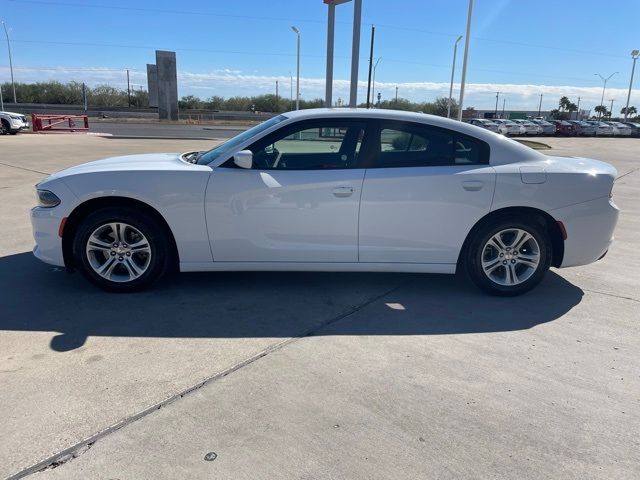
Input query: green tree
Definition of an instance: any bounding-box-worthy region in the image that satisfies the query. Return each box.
[594,105,609,118]
[621,105,637,116]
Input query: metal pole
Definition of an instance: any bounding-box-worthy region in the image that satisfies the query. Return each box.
[349,0,362,108]
[595,72,618,119]
[372,57,381,107]
[576,96,581,120]
[127,69,131,107]
[447,35,462,118]
[624,51,639,121]
[502,98,505,117]
[291,27,301,110]
[457,0,474,121]
[289,72,293,110]
[275,80,279,112]
[0,82,4,111]
[395,85,398,105]
[609,99,614,118]
[325,3,336,108]
[2,22,17,103]
[494,91,500,117]
[366,25,375,108]
[538,94,543,116]
[82,82,87,113]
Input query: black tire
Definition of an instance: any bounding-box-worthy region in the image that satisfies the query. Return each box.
[1,120,9,135]
[72,207,172,292]
[465,216,552,296]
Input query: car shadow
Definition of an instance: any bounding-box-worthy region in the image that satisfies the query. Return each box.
[0,252,584,352]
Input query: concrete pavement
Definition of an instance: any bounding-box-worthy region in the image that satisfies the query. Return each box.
[0,134,638,479]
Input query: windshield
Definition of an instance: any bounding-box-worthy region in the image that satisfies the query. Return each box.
[196,115,287,165]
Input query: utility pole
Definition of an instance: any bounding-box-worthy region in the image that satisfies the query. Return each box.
[366,24,375,108]
[609,99,615,119]
[538,93,543,116]
[457,0,474,121]
[502,97,506,118]
[624,50,639,120]
[372,57,381,107]
[126,69,131,107]
[0,82,4,111]
[576,96,581,120]
[349,0,362,107]
[291,26,301,110]
[494,91,500,117]
[447,35,463,118]
[2,21,17,103]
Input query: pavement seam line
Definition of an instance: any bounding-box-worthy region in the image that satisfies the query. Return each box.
[9,281,408,480]
[0,162,51,176]
[581,287,639,303]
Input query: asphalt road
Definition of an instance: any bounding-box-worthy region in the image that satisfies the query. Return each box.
[0,134,638,479]
[89,121,245,139]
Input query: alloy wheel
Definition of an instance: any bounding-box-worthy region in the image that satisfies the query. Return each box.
[481,228,540,286]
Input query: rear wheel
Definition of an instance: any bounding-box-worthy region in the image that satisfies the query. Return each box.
[72,207,172,292]
[466,217,552,296]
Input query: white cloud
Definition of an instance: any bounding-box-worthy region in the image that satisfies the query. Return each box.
[2,65,638,112]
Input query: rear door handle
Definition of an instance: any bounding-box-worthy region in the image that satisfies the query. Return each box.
[462,180,484,191]
[333,186,354,197]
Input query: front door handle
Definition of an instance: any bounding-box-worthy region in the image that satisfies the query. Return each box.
[333,186,354,197]
[462,180,484,191]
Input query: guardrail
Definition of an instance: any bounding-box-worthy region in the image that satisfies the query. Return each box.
[31,114,89,133]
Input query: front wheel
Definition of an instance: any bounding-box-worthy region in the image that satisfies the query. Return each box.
[72,207,172,292]
[465,218,552,296]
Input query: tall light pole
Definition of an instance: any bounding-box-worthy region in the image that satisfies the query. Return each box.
[447,35,463,118]
[365,24,375,108]
[289,71,293,110]
[291,26,300,110]
[624,50,639,120]
[372,57,381,107]
[538,93,543,116]
[395,85,398,105]
[501,97,506,118]
[2,21,16,103]
[0,82,4,111]
[609,98,615,119]
[494,91,500,117]
[576,96,581,120]
[595,71,618,119]
[457,0,474,121]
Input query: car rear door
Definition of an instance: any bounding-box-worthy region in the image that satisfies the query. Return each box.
[358,119,496,264]
[205,118,368,263]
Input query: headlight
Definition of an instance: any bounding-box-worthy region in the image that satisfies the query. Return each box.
[9,115,22,120]
[36,189,61,207]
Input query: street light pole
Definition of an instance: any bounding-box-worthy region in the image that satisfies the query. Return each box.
[447,35,463,118]
[2,21,16,103]
[576,96,581,120]
[366,24,375,108]
[395,85,398,106]
[609,99,615,119]
[126,69,131,107]
[502,97,505,117]
[494,91,500,117]
[595,71,618,119]
[289,71,293,110]
[291,26,301,110]
[457,0,474,121]
[624,50,639,121]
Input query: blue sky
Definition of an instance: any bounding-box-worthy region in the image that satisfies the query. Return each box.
[2,0,640,112]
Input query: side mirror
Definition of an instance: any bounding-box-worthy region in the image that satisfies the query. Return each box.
[233,150,253,169]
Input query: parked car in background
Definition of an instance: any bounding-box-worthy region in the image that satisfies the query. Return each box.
[530,119,557,135]
[622,122,640,137]
[466,118,500,133]
[585,121,614,136]
[567,120,596,136]
[605,122,632,136]
[512,119,541,135]
[492,119,523,136]
[548,120,577,136]
[31,108,619,296]
[0,111,29,135]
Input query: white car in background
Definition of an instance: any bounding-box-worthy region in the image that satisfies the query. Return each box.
[512,119,542,135]
[492,119,522,136]
[31,109,619,296]
[0,111,29,134]
[530,119,557,135]
[606,122,632,136]
[467,118,500,133]
[586,121,614,136]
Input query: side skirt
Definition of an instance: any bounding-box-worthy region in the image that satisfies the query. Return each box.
[179,262,456,274]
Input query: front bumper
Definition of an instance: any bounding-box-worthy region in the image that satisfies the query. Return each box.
[31,206,65,266]
[9,117,29,131]
[552,196,619,268]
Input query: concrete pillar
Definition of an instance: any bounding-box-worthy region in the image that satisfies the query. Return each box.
[146,64,158,108]
[155,50,178,121]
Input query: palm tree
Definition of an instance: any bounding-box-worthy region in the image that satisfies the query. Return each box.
[621,106,637,116]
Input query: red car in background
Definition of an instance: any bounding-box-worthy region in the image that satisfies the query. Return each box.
[548,120,577,136]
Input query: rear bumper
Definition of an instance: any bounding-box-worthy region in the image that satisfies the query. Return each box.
[552,196,619,268]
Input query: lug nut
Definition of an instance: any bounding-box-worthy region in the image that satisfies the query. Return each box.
[113,243,118,247]
[499,253,504,257]
[110,251,116,256]
[118,256,124,261]
[502,260,507,265]
[126,252,131,256]
[123,244,127,248]
[511,259,516,264]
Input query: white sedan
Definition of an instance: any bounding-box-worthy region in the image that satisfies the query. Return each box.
[31,109,619,296]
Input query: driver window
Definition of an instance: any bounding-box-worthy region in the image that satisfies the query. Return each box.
[250,122,365,170]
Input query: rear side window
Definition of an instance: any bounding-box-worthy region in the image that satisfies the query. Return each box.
[371,121,489,168]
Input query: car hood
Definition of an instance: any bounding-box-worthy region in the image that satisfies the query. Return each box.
[43,153,201,182]
[1,111,25,117]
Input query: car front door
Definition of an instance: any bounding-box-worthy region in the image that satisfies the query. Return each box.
[205,119,368,262]
[358,120,496,265]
